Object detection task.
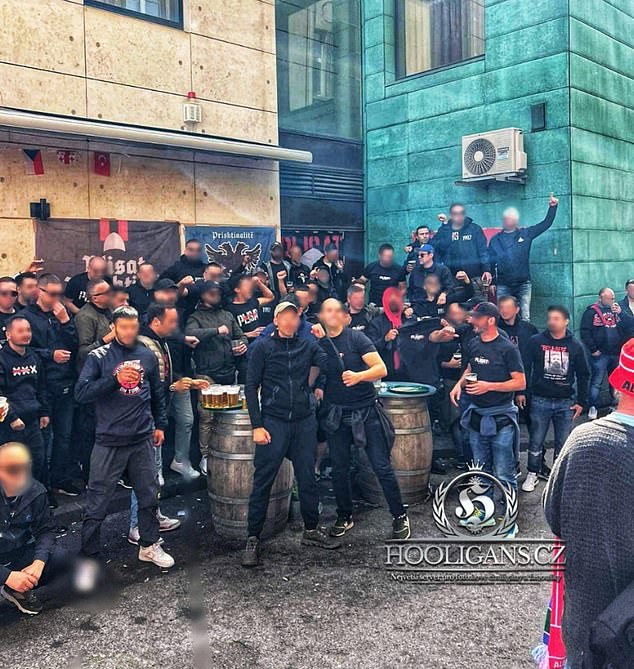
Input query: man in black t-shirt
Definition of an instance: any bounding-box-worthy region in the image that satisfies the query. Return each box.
[63,256,110,315]
[288,245,311,286]
[314,298,411,542]
[345,283,380,334]
[358,244,406,306]
[262,242,291,299]
[450,303,525,529]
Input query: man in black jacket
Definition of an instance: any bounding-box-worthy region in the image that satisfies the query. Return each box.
[159,239,206,284]
[407,244,455,305]
[432,203,491,298]
[75,306,173,569]
[0,276,18,346]
[24,273,81,497]
[580,287,624,420]
[522,305,589,493]
[0,316,49,486]
[242,301,340,567]
[128,262,157,318]
[0,442,67,615]
[489,194,558,321]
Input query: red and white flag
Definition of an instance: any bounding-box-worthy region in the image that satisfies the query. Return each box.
[23,149,44,175]
[94,151,111,177]
[56,150,77,165]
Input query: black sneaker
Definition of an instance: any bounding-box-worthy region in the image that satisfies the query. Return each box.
[47,492,58,509]
[52,482,83,497]
[301,528,342,550]
[1,586,43,615]
[392,513,411,540]
[329,515,354,537]
[537,464,552,482]
[431,459,447,475]
[241,536,260,568]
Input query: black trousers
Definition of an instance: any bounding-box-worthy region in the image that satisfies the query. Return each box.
[247,414,319,538]
[1,545,70,590]
[48,383,82,488]
[328,407,405,519]
[81,438,159,557]
[73,402,96,483]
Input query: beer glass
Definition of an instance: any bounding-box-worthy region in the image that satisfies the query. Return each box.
[210,385,223,409]
[227,385,240,407]
[201,387,213,409]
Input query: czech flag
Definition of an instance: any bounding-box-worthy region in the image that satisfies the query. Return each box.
[23,149,44,175]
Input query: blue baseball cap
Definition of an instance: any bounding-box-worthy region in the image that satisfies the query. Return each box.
[418,244,434,254]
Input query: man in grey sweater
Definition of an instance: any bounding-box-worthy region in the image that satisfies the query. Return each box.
[543,338,634,668]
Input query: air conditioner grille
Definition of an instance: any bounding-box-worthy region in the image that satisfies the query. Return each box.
[464,138,496,175]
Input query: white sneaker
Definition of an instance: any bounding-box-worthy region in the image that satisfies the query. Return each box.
[170,459,201,480]
[522,472,539,492]
[128,526,140,545]
[157,471,165,487]
[157,511,181,532]
[199,456,208,476]
[138,542,175,569]
[588,406,598,420]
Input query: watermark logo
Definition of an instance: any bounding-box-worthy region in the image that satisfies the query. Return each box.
[433,464,517,538]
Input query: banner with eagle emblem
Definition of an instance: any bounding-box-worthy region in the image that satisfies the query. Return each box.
[185,226,277,278]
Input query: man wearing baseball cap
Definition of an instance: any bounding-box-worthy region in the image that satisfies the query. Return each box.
[407,244,455,306]
[544,339,634,668]
[450,302,526,536]
[242,299,340,567]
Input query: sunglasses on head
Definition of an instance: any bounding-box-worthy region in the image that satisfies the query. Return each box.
[1,462,32,476]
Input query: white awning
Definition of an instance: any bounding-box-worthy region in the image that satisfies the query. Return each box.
[0,107,312,163]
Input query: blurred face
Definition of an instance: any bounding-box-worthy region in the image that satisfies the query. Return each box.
[450,206,466,226]
[274,307,300,337]
[627,284,634,299]
[547,310,569,334]
[38,281,64,310]
[90,281,113,310]
[111,291,129,309]
[205,265,223,282]
[317,269,330,285]
[0,280,17,312]
[599,289,615,306]
[319,298,345,329]
[326,249,339,263]
[137,264,156,288]
[236,277,254,300]
[445,303,466,326]
[18,277,38,304]
[185,241,202,262]
[0,444,32,496]
[424,276,441,298]
[387,294,402,313]
[201,288,222,307]
[419,250,433,267]
[294,289,311,310]
[7,318,32,347]
[347,289,365,311]
[151,307,179,338]
[255,272,268,286]
[502,215,519,231]
[471,314,494,335]
[153,288,178,306]
[307,284,318,301]
[114,316,139,347]
[379,249,394,266]
[87,256,108,280]
[290,246,303,263]
[270,245,284,261]
[498,298,520,322]
[416,228,430,244]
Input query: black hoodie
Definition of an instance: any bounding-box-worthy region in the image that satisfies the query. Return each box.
[431,218,490,278]
[525,330,590,406]
[580,302,624,355]
[0,479,55,583]
[159,254,206,284]
[0,344,48,423]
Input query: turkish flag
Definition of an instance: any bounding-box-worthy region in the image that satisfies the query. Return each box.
[94,151,111,177]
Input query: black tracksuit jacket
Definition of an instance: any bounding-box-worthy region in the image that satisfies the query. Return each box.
[0,345,48,423]
[245,332,327,428]
[0,479,55,584]
[75,339,167,447]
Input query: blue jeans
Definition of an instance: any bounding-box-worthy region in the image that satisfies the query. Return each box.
[168,389,194,464]
[589,353,619,407]
[497,281,532,321]
[527,396,573,474]
[468,424,517,494]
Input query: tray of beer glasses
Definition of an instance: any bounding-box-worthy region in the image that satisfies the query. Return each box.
[200,384,243,411]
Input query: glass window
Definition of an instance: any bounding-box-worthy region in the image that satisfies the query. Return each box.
[86,0,182,27]
[396,0,484,78]
[276,0,362,141]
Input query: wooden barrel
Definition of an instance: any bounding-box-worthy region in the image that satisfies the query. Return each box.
[356,394,432,505]
[207,410,293,539]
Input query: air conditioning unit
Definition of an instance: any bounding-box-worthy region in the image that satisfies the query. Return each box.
[461,128,527,182]
[183,102,202,124]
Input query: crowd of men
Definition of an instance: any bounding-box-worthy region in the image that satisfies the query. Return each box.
[1,191,633,645]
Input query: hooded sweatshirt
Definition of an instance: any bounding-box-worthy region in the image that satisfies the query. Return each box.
[525,330,590,406]
[489,205,557,285]
[0,344,48,423]
[365,287,404,379]
[185,303,247,379]
[431,218,490,278]
[580,302,623,355]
